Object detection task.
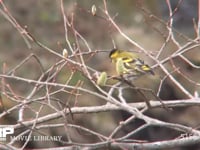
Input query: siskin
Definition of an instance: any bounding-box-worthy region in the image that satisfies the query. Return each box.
[109,49,154,76]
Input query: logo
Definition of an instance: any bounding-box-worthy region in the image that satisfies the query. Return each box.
[0,125,14,141]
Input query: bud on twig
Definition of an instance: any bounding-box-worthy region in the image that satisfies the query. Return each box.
[97,72,107,86]
[116,58,126,75]
[91,4,97,16]
[62,48,68,58]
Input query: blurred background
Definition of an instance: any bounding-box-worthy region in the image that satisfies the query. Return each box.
[0,0,200,149]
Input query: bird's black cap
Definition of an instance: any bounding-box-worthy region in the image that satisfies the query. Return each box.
[109,48,117,58]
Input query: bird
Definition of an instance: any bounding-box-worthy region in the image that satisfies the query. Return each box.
[109,49,154,76]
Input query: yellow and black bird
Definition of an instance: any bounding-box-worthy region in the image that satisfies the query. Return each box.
[109,49,154,76]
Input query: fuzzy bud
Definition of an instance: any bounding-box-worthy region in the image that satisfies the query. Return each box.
[91,5,97,16]
[62,49,68,58]
[97,72,107,86]
[116,58,126,75]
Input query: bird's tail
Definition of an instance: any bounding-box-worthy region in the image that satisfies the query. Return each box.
[135,59,154,75]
